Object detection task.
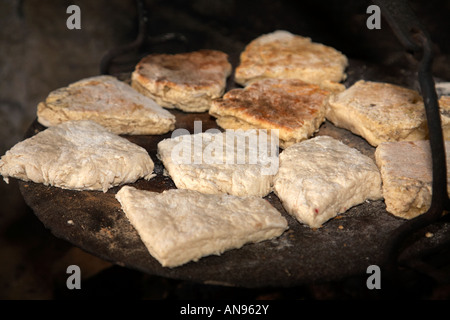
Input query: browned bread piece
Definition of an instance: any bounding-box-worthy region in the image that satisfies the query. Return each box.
[37,75,176,135]
[209,78,331,148]
[326,80,433,147]
[234,30,348,92]
[131,50,232,112]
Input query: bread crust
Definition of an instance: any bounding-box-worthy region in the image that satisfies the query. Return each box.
[131,50,232,112]
[209,78,331,148]
[37,75,176,135]
[326,80,430,147]
[235,30,348,92]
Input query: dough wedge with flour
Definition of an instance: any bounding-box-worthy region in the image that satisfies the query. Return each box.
[157,130,279,197]
[37,75,175,135]
[375,140,450,219]
[0,120,155,192]
[115,186,288,268]
[273,136,383,228]
[131,49,232,112]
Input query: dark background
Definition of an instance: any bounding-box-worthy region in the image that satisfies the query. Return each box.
[1,0,449,299]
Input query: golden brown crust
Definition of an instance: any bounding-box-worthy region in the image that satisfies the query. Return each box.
[131,50,232,112]
[209,78,331,148]
[235,30,347,91]
[326,80,429,146]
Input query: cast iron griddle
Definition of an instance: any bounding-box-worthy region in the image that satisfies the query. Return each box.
[18,59,450,288]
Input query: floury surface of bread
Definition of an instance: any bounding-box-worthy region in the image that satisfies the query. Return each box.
[0,120,155,192]
[375,140,450,219]
[37,75,176,135]
[273,136,382,228]
[157,130,279,197]
[234,30,348,92]
[131,50,232,112]
[115,186,288,268]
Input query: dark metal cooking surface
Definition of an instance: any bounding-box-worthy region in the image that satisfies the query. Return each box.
[17,58,450,287]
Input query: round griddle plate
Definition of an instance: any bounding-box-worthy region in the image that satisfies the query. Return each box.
[18,60,450,288]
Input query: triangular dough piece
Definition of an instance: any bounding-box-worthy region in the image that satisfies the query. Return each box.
[115,186,288,267]
[157,130,279,197]
[0,120,155,192]
[375,140,450,219]
[274,136,382,228]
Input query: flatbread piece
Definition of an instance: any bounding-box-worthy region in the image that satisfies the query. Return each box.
[0,120,155,192]
[37,75,176,135]
[115,186,288,268]
[326,80,433,147]
[157,130,279,197]
[375,140,450,219]
[234,30,348,92]
[209,78,331,148]
[131,50,232,112]
[273,136,383,228]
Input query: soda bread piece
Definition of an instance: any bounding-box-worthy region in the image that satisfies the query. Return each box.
[209,78,331,149]
[115,186,288,268]
[375,140,450,219]
[234,30,348,92]
[131,50,232,112]
[273,136,383,228]
[157,130,279,197]
[37,75,176,135]
[326,80,432,147]
[439,95,450,140]
[0,120,155,192]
